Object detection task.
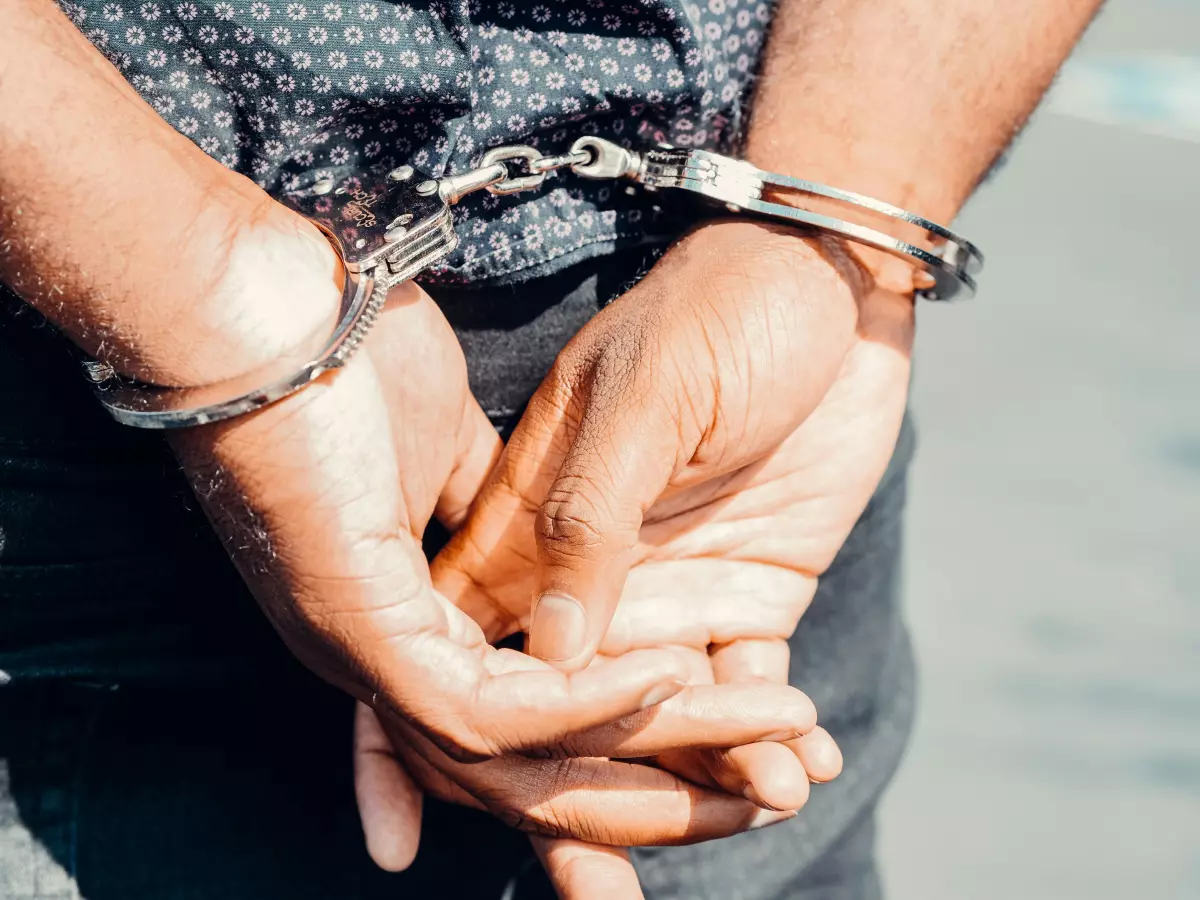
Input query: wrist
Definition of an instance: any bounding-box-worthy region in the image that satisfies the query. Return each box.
[680,219,864,338]
[0,0,344,389]
[684,218,870,300]
[741,143,943,297]
[102,188,345,389]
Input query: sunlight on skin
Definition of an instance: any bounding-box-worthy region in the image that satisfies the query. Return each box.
[368,224,914,895]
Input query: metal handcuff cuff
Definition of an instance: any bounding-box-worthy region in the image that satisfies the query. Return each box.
[93,136,984,429]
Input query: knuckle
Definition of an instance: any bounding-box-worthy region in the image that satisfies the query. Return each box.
[591,339,643,390]
[545,339,594,391]
[537,489,607,555]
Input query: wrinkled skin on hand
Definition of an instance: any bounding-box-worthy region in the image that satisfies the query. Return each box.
[435,220,913,681]
[435,221,874,663]
[359,221,914,897]
[168,225,824,876]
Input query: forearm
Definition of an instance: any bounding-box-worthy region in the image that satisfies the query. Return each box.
[0,0,337,386]
[746,0,1102,289]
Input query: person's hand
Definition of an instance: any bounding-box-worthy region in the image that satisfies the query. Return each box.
[527,630,849,900]
[355,633,842,898]
[355,289,903,892]
[354,636,822,848]
[166,219,825,872]
[426,219,914,895]
[432,218,909,667]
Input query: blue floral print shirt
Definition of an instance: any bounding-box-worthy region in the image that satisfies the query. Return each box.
[63,0,773,283]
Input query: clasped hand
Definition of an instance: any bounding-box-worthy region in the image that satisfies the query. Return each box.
[173,214,913,898]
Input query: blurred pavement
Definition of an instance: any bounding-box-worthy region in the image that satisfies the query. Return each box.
[877,2,1200,898]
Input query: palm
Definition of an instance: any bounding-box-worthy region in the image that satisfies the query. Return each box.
[427,281,912,897]
[178,272,736,757]
[173,281,497,704]
[174,268,826,872]
[434,284,913,652]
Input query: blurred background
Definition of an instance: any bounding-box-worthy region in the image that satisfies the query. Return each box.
[877,1,1200,897]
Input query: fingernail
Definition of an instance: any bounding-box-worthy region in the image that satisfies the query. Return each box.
[742,784,783,812]
[529,593,588,662]
[638,679,687,711]
[748,808,797,831]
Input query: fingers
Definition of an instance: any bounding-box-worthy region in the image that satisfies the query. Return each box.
[700,639,814,812]
[382,715,488,812]
[390,719,797,846]
[367,577,812,767]
[511,756,797,845]
[650,749,719,790]
[710,637,791,684]
[600,559,815,655]
[538,682,816,759]
[353,702,423,872]
[706,640,842,783]
[378,635,693,761]
[528,380,680,671]
[439,224,872,668]
[791,726,844,783]
[532,838,645,900]
[704,740,811,812]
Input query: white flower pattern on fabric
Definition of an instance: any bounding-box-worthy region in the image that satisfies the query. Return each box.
[60,0,767,282]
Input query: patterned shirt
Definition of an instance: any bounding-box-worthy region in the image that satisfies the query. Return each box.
[64,0,773,283]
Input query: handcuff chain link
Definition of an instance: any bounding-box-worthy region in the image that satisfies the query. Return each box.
[479,144,594,195]
[444,136,629,202]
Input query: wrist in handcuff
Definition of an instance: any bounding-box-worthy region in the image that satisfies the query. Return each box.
[89,161,457,428]
[88,196,346,392]
[840,244,929,299]
[755,182,947,299]
[91,136,980,430]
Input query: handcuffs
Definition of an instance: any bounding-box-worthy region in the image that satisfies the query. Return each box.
[91,136,983,430]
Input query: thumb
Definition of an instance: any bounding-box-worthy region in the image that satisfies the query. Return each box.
[528,388,678,671]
